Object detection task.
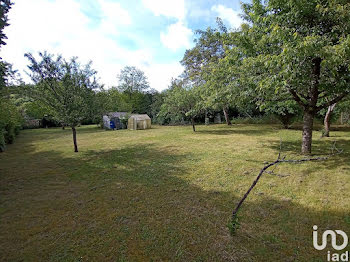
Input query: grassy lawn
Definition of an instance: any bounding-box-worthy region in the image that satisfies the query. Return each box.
[0,124,349,261]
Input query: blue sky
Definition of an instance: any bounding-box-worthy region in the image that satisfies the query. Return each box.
[3,0,246,91]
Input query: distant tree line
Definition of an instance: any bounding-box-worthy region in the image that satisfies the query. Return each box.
[1,0,350,154]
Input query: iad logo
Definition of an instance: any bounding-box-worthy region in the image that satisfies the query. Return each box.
[313,225,349,261]
[313,225,348,250]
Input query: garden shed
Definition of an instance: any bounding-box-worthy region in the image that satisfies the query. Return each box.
[103,112,128,130]
[128,114,151,130]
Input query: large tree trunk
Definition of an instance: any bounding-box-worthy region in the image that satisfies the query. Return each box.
[301,57,321,155]
[191,118,196,132]
[323,103,337,137]
[301,111,314,155]
[223,107,231,125]
[72,127,78,152]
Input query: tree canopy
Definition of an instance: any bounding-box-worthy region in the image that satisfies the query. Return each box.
[25,52,100,152]
[223,0,350,153]
[117,66,150,93]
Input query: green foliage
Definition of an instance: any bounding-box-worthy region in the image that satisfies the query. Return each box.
[231,115,280,125]
[0,0,12,47]
[218,0,350,153]
[181,23,239,114]
[97,86,160,119]
[227,214,240,236]
[237,0,350,108]
[0,128,4,151]
[0,99,22,151]
[25,52,101,128]
[22,99,49,120]
[0,0,22,152]
[117,66,150,93]
[159,79,202,125]
[97,66,159,119]
[149,91,165,124]
[323,98,350,125]
[259,97,301,128]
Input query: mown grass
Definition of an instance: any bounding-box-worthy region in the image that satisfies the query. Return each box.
[0,124,349,261]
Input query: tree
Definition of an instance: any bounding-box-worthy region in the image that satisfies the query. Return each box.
[0,0,13,89]
[0,98,21,151]
[25,52,100,152]
[0,0,13,91]
[257,89,301,129]
[160,79,201,132]
[181,21,233,125]
[150,91,166,123]
[103,87,133,112]
[0,0,22,152]
[0,0,16,95]
[117,66,149,93]
[338,98,350,125]
[114,66,158,115]
[322,103,337,137]
[236,0,350,154]
[0,0,12,47]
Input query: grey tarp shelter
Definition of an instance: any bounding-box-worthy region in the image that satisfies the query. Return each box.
[103,112,128,130]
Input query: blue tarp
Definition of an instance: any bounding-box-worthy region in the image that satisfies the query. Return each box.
[110,120,116,129]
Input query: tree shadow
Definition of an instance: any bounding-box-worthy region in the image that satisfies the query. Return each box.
[265,138,350,173]
[18,125,105,144]
[287,124,350,132]
[0,143,349,261]
[196,125,274,136]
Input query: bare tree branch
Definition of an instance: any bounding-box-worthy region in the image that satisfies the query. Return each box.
[288,88,307,109]
[316,92,349,112]
[231,141,342,220]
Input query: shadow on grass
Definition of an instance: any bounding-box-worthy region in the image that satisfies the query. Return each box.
[0,143,349,262]
[19,125,104,143]
[265,137,350,174]
[195,125,274,136]
[287,124,350,132]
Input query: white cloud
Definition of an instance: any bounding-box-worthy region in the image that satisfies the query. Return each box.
[141,0,186,20]
[211,4,243,29]
[142,62,184,91]
[1,0,180,91]
[160,21,193,51]
[98,0,132,35]
[142,0,192,52]
[188,8,211,20]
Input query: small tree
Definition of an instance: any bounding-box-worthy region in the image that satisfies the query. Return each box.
[25,52,100,152]
[160,79,201,132]
[181,22,234,125]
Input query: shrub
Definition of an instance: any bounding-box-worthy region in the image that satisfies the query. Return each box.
[5,122,15,144]
[0,128,5,152]
[231,115,280,125]
[0,99,22,151]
